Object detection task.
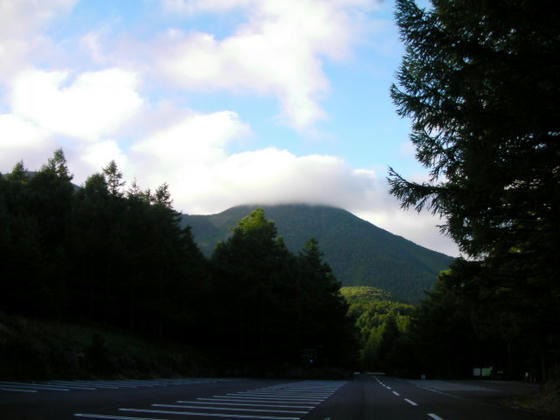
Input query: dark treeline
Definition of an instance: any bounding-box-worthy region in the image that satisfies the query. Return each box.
[360,259,559,381]
[0,150,356,374]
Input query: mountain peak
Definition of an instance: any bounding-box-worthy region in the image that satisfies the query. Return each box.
[181,204,454,303]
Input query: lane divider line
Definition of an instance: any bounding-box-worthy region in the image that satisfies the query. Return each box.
[404,398,418,406]
[427,413,444,420]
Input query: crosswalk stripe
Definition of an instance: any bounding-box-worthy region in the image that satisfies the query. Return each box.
[1,378,229,394]
[74,414,165,420]
[152,403,309,414]
[186,399,314,409]
[70,379,346,419]
[211,395,324,402]
[50,381,119,389]
[0,387,38,393]
[0,382,71,391]
[120,408,301,419]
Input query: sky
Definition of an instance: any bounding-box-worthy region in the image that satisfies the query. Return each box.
[0,0,460,257]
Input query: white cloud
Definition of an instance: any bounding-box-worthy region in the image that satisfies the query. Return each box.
[155,0,379,129]
[204,149,379,210]
[76,140,130,179]
[163,0,251,14]
[132,110,251,166]
[9,68,143,142]
[129,109,252,192]
[355,209,460,257]
[0,0,77,77]
[0,113,58,170]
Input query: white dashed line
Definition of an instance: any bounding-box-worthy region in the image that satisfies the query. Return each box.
[404,398,418,406]
[427,413,445,420]
[392,391,400,396]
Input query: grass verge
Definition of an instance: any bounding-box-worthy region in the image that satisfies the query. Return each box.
[500,381,560,419]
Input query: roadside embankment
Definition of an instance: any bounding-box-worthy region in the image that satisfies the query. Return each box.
[0,312,212,380]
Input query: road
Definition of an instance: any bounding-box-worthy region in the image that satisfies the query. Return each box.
[0,375,541,419]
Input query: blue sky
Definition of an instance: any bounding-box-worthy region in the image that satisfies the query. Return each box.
[0,0,459,256]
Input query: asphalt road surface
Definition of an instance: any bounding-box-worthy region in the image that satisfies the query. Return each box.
[0,375,541,420]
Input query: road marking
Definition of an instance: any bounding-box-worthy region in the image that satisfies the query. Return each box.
[211,395,324,402]
[0,382,70,391]
[234,393,331,399]
[51,381,119,389]
[74,380,346,420]
[120,408,300,419]
[75,414,165,420]
[427,414,444,420]
[2,378,230,394]
[182,399,314,409]
[236,391,333,396]
[404,398,418,406]
[392,391,400,396]
[152,403,309,414]
[0,387,38,393]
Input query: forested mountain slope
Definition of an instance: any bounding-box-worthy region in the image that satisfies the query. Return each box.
[181,204,454,303]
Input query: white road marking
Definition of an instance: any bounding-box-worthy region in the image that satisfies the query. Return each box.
[232,393,330,399]
[51,381,119,389]
[2,378,230,394]
[73,380,346,420]
[236,391,333,395]
[120,408,300,420]
[0,387,38,393]
[152,403,308,414]
[211,395,324,402]
[404,398,418,406]
[427,413,444,420]
[75,414,165,420]
[182,399,314,409]
[0,382,70,391]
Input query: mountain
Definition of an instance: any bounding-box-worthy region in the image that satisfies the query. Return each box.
[181,204,454,303]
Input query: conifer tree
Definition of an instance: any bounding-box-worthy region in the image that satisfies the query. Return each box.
[389,0,559,380]
[103,160,125,197]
